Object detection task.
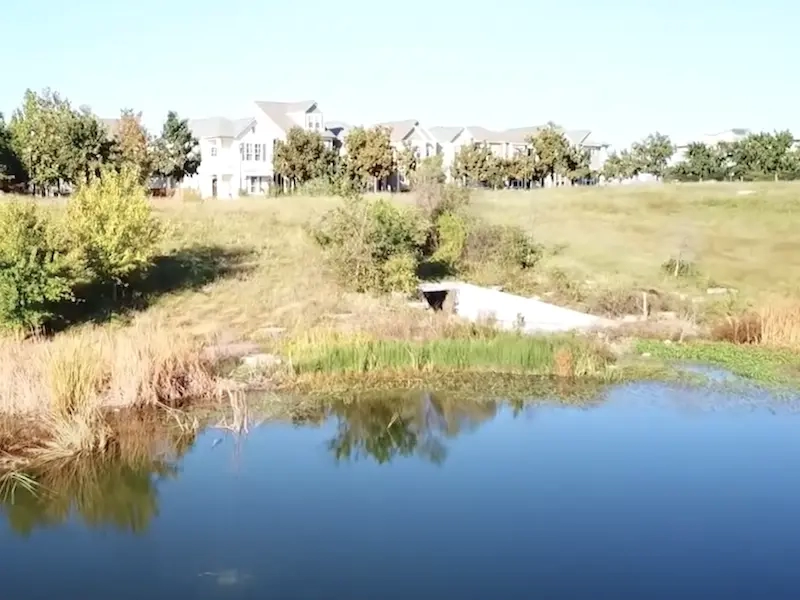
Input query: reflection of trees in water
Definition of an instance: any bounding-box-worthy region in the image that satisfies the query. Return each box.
[326,393,500,465]
[2,430,197,536]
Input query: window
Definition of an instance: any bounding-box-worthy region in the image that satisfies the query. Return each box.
[210,146,217,157]
[245,143,253,161]
[248,176,266,194]
[315,122,320,130]
[240,144,244,160]
[254,143,261,161]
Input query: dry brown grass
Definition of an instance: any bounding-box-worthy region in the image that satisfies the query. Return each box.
[0,321,220,469]
[0,320,218,416]
[711,299,800,348]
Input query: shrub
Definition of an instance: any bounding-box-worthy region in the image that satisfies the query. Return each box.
[431,211,470,270]
[416,182,471,221]
[66,167,162,290]
[0,199,77,332]
[311,196,427,293]
[382,253,419,294]
[465,223,542,270]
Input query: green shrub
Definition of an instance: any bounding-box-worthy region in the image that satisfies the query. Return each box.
[431,211,469,270]
[311,196,427,293]
[66,167,162,288]
[382,253,419,294]
[465,224,542,270]
[0,200,77,331]
[416,182,471,221]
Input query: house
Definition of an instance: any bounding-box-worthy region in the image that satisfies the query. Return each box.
[375,120,438,189]
[430,124,610,183]
[182,100,333,198]
[670,128,751,166]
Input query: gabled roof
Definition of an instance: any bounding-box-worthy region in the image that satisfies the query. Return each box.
[255,100,318,132]
[188,117,255,139]
[376,119,420,143]
[463,124,596,147]
[429,126,464,143]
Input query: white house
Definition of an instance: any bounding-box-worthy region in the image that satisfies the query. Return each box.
[669,128,752,166]
[429,124,610,183]
[182,100,334,198]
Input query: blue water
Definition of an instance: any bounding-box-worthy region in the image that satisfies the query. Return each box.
[2,382,800,599]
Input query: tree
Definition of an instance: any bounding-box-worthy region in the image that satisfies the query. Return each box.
[343,126,394,191]
[667,142,727,182]
[728,130,799,181]
[60,106,115,185]
[114,109,152,183]
[0,113,26,189]
[527,126,572,184]
[451,143,502,187]
[9,89,73,194]
[396,141,418,188]
[152,111,200,187]
[602,149,639,181]
[631,132,674,178]
[273,126,335,190]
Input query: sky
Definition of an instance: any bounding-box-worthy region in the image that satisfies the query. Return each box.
[2,0,797,149]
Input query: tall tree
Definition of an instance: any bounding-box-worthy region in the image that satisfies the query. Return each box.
[273,126,335,189]
[60,106,115,184]
[114,109,152,183]
[527,126,571,184]
[9,89,72,194]
[451,143,502,187]
[152,111,200,187]
[343,126,394,191]
[0,113,26,189]
[631,132,674,178]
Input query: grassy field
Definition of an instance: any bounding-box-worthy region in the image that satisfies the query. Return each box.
[137,182,800,340]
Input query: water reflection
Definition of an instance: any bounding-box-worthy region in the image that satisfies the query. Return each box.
[326,393,500,465]
[1,428,196,536]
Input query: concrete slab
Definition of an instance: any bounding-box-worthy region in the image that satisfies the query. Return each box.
[418,281,612,333]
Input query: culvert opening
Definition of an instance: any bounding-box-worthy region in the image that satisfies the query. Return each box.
[421,289,457,312]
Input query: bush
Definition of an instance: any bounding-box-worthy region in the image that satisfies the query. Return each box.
[465,224,542,270]
[66,167,162,289]
[311,196,427,293]
[0,200,77,332]
[431,211,470,270]
[416,182,471,221]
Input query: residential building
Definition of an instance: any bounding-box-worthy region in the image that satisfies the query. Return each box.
[670,128,751,166]
[377,120,438,189]
[430,124,610,183]
[182,100,334,198]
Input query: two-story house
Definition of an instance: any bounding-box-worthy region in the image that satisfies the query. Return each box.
[182,100,333,198]
[430,124,610,184]
[377,119,438,189]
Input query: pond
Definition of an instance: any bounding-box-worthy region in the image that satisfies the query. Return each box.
[2,381,800,599]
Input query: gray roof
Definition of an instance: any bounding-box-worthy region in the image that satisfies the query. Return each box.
[376,119,419,143]
[463,125,594,146]
[188,117,254,139]
[325,121,350,140]
[255,100,317,132]
[429,126,464,143]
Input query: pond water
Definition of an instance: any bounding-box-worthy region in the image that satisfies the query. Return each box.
[2,381,800,599]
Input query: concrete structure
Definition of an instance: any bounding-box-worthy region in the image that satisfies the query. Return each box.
[418,281,611,333]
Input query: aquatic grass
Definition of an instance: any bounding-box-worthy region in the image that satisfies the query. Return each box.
[284,330,614,377]
[636,339,800,386]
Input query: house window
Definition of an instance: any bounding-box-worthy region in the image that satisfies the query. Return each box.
[254,143,261,161]
[248,176,266,194]
[245,143,253,161]
[211,147,217,157]
[240,144,244,160]
[251,126,256,134]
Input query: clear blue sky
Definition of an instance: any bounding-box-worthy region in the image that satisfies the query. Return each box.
[2,0,796,148]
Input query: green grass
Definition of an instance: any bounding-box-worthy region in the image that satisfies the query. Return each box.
[284,332,613,377]
[636,339,800,386]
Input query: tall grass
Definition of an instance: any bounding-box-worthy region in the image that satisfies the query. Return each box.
[0,321,220,469]
[711,298,800,349]
[284,330,614,378]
